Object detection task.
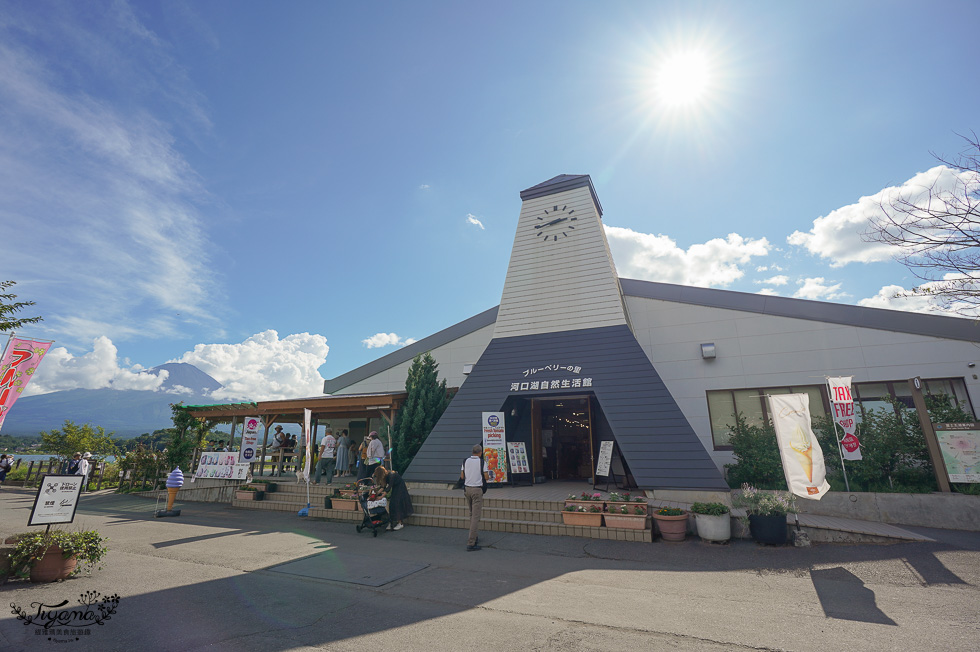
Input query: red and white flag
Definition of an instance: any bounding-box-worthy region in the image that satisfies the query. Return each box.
[0,337,53,432]
[828,376,862,461]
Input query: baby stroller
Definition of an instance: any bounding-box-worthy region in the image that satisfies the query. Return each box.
[355,478,390,537]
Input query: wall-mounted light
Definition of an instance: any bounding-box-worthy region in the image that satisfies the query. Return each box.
[700,343,716,360]
[511,408,517,417]
[969,363,976,368]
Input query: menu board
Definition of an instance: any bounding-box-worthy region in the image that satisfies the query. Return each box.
[194,452,249,481]
[28,475,84,526]
[595,441,614,477]
[507,442,530,474]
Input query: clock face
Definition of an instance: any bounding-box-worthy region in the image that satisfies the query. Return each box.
[532,205,578,242]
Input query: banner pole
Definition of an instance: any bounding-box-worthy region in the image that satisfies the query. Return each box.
[831,420,851,492]
[0,333,13,360]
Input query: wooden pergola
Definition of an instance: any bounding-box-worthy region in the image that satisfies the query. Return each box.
[181,392,408,474]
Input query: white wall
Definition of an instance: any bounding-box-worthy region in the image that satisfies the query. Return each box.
[335,323,496,395]
[626,295,980,470]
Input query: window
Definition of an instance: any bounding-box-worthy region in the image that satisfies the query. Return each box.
[854,377,975,419]
[706,384,830,449]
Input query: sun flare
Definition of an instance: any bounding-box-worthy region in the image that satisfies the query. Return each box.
[653,50,712,107]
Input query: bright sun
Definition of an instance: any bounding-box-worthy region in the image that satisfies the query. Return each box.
[653,50,711,107]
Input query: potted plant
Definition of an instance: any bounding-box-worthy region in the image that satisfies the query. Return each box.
[339,483,358,499]
[249,478,277,493]
[732,484,795,545]
[7,530,108,583]
[565,491,604,510]
[235,485,265,501]
[331,487,360,511]
[691,502,732,542]
[561,504,603,527]
[603,504,649,530]
[651,507,688,542]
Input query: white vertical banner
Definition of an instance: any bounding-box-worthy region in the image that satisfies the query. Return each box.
[301,408,312,482]
[239,417,261,464]
[768,393,831,500]
[827,376,862,460]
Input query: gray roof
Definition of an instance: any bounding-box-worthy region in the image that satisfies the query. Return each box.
[520,174,603,217]
[324,279,979,393]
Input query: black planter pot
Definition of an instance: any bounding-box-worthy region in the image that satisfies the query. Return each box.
[323,497,333,509]
[749,514,788,545]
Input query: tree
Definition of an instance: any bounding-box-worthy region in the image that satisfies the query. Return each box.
[40,420,118,463]
[863,132,980,315]
[164,403,208,471]
[0,280,43,332]
[391,352,453,474]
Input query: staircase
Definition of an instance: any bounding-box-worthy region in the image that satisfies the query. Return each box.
[231,480,653,543]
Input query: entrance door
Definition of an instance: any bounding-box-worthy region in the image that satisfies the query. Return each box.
[536,397,593,481]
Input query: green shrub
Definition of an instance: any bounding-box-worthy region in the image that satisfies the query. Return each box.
[691,502,730,516]
[724,412,787,490]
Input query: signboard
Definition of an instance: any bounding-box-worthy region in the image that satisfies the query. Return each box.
[595,440,614,477]
[28,475,83,526]
[827,376,862,460]
[768,393,831,500]
[194,452,249,481]
[239,416,261,464]
[507,442,530,474]
[934,423,980,483]
[481,412,508,483]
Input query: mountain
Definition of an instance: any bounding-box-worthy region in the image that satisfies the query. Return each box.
[0,363,224,438]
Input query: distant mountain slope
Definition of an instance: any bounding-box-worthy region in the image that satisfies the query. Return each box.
[1,363,224,438]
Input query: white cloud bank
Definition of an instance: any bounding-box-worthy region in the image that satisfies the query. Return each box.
[787,166,976,267]
[466,214,485,230]
[605,226,771,287]
[171,331,329,401]
[26,336,168,396]
[362,333,417,349]
[793,277,847,301]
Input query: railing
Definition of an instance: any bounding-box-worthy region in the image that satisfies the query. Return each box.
[19,459,109,491]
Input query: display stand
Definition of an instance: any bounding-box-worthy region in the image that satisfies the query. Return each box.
[593,441,635,491]
[507,442,534,486]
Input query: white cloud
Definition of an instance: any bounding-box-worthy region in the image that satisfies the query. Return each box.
[0,7,219,348]
[858,275,979,317]
[756,264,784,273]
[25,336,168,396]
[605,226,771,287]
[362,333,417,349]
[466,214,485,230]
[757,275,789,286]
[787,166,976,267]
[171,330,329,401]
[757,288,779,296]
[419,184,431,190]
[793,277,847,301]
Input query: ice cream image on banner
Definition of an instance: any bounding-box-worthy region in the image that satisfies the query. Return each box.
[789,425,814,482]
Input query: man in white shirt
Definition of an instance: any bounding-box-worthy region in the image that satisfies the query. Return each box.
[364,431,385,478]
[78,452,92,492]
[460,444,489,551]
[314,428,337,484]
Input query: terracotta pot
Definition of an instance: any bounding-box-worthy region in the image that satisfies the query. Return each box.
[30,545,78,583]
[561,511,603,527]
[604,513,648,530]
[332,498,360,511]
[652,512,689,542]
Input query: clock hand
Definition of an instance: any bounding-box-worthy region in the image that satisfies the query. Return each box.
[534,217,568,229]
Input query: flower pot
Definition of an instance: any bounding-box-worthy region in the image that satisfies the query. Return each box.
[652,512,689,542]
[252,482,277,493]
[235,490,264,501]
[694,513,731,542]
[604,513,648,530]
[749,514,788,545]
[564,500,603,511]
[561,511,603,527]
[30,545,78,583]
[331,497,359,511]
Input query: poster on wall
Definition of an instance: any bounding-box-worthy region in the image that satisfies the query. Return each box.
[933,423,980,483]
[28,475,83,526]
[767,393,831,500]
[482,411,508,483]
[507,442,530,474]
[239,416,261,464]
[195,452,249,481]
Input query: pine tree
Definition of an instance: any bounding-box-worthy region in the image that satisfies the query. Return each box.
[392,352,452,473]
[0,280,43,332]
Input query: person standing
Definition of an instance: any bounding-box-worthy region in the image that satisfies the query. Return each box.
[461,444,488,551]
[356,437,369,480]
[0,454,12,488]
[314,427,337,485]
[78,452,92,492]
[364,431,385,479]
[271,425,289,476]
[335,429,351,477]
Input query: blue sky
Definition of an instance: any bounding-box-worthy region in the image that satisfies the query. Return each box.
[3,1,978,402]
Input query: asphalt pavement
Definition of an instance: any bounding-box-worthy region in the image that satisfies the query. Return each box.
[1,488,978,651]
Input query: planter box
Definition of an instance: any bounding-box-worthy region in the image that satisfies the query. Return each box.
[332,497,360,511]
[250,482,277,493]
[338,490,358,499]
[561,511,603,527]
[565,500,604,511]
[235,490,264,501]
[605,501,648,515]
[604,513,649,530]
[652,512,689,542]
[694,512,732,542]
